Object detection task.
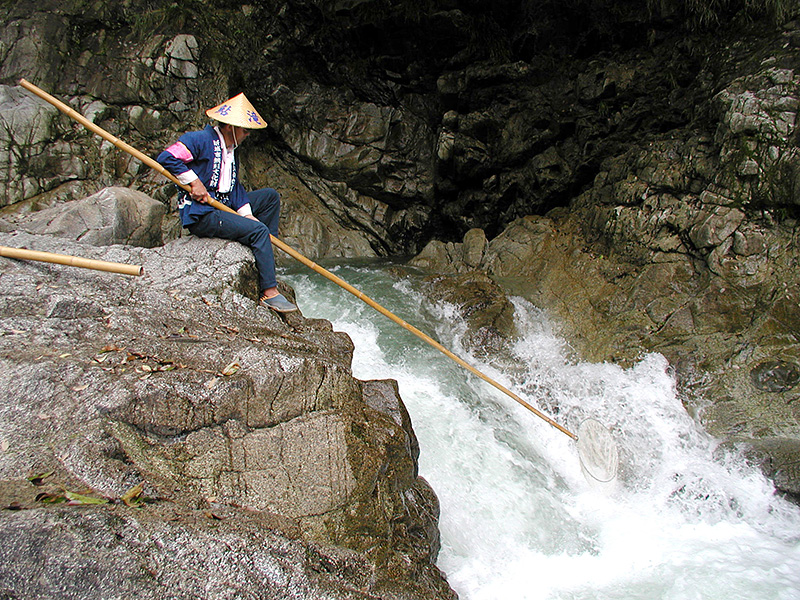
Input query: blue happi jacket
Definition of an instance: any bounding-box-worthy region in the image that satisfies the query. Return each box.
[157,125,249,226]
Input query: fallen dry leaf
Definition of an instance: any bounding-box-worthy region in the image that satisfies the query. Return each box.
[121,484,144,507]
[220,361,240,377]
[35,491,66,504]
[64,491,108,505]
[27,471,54,486]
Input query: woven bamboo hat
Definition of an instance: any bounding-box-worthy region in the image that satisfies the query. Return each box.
[206,93,267,129]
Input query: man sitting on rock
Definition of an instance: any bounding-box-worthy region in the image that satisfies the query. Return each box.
[157,93,297,312]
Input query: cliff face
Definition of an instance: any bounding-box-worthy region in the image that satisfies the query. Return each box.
[3,1,795,256]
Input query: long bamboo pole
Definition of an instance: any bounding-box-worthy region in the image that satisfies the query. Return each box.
[0,245,143,276]
[19,78,577,440]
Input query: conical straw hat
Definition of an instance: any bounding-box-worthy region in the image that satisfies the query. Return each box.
[205,93,267,129]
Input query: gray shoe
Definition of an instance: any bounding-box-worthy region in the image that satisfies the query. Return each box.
[260,293,298,313]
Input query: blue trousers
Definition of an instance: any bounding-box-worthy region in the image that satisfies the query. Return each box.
[188,188,281,292]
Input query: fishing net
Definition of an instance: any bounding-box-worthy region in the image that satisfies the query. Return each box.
[577,418,619,483]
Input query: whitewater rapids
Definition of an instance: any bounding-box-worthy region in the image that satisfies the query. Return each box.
[283,261,800,600]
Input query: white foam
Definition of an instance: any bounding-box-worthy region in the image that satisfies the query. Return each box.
[284,264,800,600]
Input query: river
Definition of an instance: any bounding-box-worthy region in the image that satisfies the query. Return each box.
[282,259,800,600]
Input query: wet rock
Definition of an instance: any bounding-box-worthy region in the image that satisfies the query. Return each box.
[734,437,800,498]
[362,378,420,466]
[421,270,518,345]
[751,360,800,393]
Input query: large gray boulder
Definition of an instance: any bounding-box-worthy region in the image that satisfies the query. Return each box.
[16,186,166,247]
[0,231,455,600]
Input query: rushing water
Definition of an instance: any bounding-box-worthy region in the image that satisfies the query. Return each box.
[281,259,800,600]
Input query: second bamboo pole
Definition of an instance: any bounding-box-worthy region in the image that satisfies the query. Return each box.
[0,245,143,276]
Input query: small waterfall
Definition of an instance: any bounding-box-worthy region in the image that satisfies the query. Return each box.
[282,261,800,600]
